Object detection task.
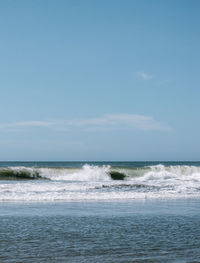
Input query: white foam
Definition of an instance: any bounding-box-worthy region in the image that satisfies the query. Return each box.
[1,164,200,202]
[39,164,111,181]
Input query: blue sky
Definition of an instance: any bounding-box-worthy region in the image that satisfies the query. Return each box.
[0,0,200,161]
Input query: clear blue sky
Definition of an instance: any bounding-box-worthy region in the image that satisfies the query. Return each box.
[0,0,199,161]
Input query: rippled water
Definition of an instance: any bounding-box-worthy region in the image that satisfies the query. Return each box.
[1,200,200,263]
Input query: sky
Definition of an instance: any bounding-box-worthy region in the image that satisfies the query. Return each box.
[0,0,200,161]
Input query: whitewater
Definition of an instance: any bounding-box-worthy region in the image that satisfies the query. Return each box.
[1,162,200,202]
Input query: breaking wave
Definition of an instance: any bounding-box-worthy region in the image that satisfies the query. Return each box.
[1,164,200,201]
[0,168,42,180]
[0,165,111,181]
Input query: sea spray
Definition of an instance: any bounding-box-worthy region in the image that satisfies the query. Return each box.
[0,163,200,201]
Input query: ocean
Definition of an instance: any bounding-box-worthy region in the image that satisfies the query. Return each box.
[1,161,200,262]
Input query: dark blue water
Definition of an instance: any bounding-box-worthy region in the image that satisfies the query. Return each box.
[1,200,200,263]
[1,161,200,168]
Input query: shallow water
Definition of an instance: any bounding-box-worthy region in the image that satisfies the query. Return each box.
[1,200,200,263]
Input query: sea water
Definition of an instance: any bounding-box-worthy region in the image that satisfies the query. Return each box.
[0,162,200,262]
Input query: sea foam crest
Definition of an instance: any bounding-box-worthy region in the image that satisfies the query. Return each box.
[135,165,200,191]
[1,164,200,202]
[40,164,111,181]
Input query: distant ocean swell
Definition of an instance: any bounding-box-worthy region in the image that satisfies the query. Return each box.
[0,164,200,201]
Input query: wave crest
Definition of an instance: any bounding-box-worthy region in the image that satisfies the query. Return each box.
[1,164,200,201]
[0,168,42,180]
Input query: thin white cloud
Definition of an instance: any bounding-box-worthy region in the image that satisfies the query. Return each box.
[0,114,171,132]
[136,71,152,80]
[0,121,53,130]
[56,114,171,131]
